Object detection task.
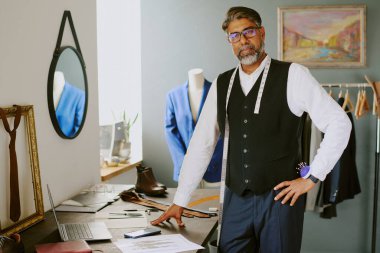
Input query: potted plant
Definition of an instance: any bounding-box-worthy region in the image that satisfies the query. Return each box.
[118,111,138,160]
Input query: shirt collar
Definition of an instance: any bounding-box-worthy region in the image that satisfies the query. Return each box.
[238,55,270,80]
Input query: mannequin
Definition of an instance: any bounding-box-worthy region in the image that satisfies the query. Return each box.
[188,68,205,122]
[165,68,223,187]
[53,71,66,109]
[188,68,219,187]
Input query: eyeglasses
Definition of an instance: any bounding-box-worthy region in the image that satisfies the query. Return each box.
[227,27,262,43]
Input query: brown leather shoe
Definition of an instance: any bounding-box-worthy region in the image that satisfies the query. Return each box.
[135,166,166,196]
[136,165,167,190]
[143,167,167,190]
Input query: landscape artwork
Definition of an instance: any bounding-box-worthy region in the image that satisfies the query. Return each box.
[278,5,366,68]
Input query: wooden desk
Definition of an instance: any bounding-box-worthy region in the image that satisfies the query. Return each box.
[100,157,142,181]
[20,188,219,253]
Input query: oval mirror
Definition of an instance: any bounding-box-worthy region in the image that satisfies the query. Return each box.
[47,46,88,139]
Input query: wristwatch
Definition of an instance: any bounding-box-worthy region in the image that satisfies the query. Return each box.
[297,163,319,183]
[307,174,319,184]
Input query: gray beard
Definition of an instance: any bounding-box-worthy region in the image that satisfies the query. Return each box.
[238,42,265,65]
[240,54,259,65]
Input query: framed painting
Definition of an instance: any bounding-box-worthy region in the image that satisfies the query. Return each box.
[278,5,366,68]
[0,105,44,236]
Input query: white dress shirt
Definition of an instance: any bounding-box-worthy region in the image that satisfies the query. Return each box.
[173,55,352,207]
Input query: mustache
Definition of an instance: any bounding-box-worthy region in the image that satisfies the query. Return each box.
[238,44,257,56]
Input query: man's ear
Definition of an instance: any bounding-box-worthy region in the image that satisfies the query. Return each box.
[260,26,266,40]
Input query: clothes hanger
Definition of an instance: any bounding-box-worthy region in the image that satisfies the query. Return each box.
[328,85,333,97]
[338,84,343,98]
[342,85,354,112]
[358,86,370,118]
[373,92,378,116]
[354,86,362,119]
[365,75,379,116]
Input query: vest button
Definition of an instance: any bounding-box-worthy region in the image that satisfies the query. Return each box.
[244,164,249,168]
[243,119,248,123]
[244,105,248,109]
[243,149,248,153]
[243,134,247,138]
[245,179,249,183]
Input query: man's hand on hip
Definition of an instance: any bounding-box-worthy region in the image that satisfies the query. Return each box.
[273,178,316,206]
[151,204,185,227]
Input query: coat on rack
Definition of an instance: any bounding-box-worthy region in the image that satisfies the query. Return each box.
[323,97,361,204]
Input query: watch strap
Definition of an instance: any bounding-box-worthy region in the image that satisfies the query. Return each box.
[307,174,319,183]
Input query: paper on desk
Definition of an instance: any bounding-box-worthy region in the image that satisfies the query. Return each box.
[95,211,148,228]
[114,234,204,253]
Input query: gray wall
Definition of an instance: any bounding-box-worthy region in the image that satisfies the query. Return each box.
[141,0,380,252]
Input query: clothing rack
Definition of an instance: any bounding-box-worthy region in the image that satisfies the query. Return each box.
[321,81,378,253]
[321,82,371,88]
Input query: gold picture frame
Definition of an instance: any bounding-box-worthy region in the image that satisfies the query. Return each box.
[0,105,44,236]
[278,4,366,68]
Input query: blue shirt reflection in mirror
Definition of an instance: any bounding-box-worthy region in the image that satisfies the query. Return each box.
[54,72,85,137]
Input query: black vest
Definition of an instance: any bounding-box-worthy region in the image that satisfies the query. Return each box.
[217,59,303,195]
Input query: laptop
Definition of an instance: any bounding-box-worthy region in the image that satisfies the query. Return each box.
[54,191,115,213]
[47,184,112,241]
[54,184,134,213]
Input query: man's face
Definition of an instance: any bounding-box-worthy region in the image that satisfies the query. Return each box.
[226,18,265,65]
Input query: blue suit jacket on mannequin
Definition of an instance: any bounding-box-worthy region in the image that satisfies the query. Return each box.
[56,82,85,137]
[165,79,223,182]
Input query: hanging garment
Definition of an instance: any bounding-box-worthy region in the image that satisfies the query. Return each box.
[302,95,361,218]
[311,97,361,218]
[165,79,223,182]
[323,97,361,205]
[302,114,324,212]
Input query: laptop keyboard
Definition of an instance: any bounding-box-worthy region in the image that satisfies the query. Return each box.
[64,223,93,240]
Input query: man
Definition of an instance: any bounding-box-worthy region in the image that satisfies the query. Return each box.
[152,6,351,253]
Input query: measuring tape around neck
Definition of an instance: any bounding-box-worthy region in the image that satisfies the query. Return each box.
[217,58,271,245]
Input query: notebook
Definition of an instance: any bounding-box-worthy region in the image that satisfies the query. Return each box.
[35,240,92,253]
[47,184,112,241]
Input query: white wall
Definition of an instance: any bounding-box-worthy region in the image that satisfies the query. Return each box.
[97,0,142,160]
[0,0,100,209]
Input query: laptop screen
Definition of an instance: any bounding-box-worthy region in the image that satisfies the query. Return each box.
[46,184,61,229]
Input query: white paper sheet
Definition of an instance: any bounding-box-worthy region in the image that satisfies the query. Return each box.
[114,234,204,253]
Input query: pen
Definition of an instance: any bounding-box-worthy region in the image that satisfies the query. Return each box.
[124,208,159,212]
[109,212,143,216]
[108,216,144,219]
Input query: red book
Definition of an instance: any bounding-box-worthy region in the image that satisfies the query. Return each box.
[35,240,92,253]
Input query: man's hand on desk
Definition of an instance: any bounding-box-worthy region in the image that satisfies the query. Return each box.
[151,204,185,227]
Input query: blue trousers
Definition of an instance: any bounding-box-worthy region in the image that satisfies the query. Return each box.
[219,187,305,253]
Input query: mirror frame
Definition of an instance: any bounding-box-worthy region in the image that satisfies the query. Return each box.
[47,10,88,139]
[47,45,88,139]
